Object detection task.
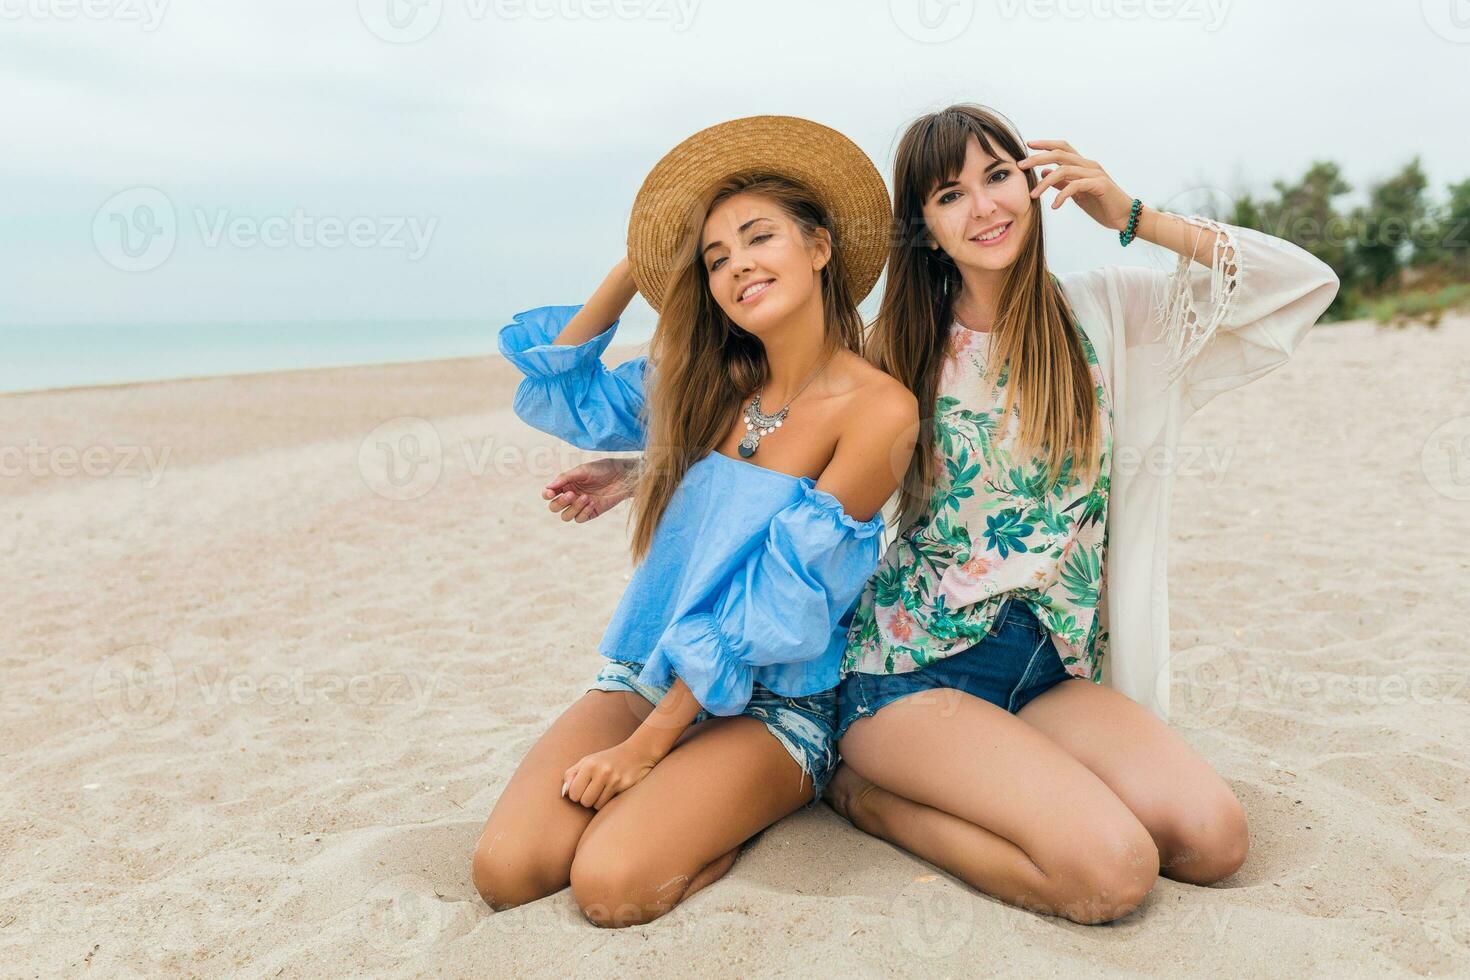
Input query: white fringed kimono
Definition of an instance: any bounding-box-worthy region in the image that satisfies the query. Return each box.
[876,216,1340,721]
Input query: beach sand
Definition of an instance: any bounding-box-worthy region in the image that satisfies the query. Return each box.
[3,316,1467,977]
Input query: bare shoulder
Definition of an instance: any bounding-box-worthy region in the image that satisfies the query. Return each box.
[812,352,919,522]
[829,350,919,429]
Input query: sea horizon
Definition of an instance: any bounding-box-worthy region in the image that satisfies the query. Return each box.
[0,317,658,396]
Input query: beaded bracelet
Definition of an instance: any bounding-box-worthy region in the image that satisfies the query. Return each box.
[1119,198,1142,246]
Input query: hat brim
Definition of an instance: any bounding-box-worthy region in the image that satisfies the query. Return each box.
[626,115,891,314]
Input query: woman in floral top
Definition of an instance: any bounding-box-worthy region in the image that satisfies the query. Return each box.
[843,288,1112,681]
[818,103,1336,928]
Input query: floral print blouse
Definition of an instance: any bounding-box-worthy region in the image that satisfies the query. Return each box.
[842,311,1113,682]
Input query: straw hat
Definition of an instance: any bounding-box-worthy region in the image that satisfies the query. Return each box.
[626,115,891,313]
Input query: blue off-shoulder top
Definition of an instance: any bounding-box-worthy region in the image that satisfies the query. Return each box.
[497,304,885,716]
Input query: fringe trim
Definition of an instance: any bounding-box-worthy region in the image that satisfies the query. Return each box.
[1151,215,1241,387]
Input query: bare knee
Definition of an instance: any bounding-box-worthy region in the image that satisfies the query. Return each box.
[569,851,684,928]
[471,829,566,911]
[1033,830,1161,925]
[1156,792,1249,885]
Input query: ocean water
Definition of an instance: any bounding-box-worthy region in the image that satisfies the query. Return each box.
[0,318,656,395]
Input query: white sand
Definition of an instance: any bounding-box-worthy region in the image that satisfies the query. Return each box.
[2,316,1467,977]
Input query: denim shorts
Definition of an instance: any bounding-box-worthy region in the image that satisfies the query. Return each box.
[588,659,839,805]
[834,596,1079,743]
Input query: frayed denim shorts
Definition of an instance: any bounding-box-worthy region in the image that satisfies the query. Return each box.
[588,659,839,805]
[835,595,1079,744]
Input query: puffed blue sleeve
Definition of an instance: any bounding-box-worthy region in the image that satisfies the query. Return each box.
[496,304,649,451]
[637,478,885,716]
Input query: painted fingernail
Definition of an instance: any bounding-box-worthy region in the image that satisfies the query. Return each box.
[561,781,568,797]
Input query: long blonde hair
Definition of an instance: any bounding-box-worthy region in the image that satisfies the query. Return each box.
[628,173,866,562]
[873,103,1101,534]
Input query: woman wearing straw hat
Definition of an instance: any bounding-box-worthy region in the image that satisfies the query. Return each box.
[471,115,918,927]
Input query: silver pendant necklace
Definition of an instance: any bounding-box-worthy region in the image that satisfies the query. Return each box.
[738,352,833,458]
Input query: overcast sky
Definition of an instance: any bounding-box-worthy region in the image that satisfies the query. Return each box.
[3,0,1467,335]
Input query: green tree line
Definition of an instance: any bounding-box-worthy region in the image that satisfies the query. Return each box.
[1204,159,1470,325]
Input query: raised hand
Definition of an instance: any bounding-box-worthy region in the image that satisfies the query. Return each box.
[1018,139,1137,232]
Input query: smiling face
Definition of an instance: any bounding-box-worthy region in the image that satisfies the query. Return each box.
[699,191,831,337]
[920,133,1034,275]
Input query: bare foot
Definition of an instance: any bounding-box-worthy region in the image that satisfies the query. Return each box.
[823,762,880,827]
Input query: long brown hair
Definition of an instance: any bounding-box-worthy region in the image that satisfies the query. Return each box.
[873,103,1101,534]
[627,173,866,562]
